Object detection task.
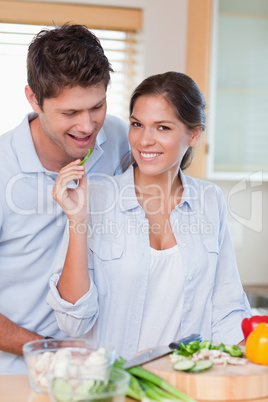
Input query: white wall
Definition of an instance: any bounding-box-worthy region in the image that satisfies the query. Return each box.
[16,0,268,285]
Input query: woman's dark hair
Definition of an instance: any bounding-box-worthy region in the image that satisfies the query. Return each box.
[27,23,113,108]
[128,71,206,171]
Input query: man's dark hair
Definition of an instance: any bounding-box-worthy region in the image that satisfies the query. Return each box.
[27,23,113,108]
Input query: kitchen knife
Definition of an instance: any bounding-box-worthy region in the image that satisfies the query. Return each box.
[122,333,202,369]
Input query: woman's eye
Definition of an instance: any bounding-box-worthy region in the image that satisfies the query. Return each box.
[131,121,142,127]
[159,125,170,131]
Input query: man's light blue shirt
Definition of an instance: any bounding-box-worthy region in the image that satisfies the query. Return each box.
[0,112,129,374]
[48,165,251,360]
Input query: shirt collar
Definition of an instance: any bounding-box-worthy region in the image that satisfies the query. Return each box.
[14,112,48,174]
[179,169,195,211]
[118,165,141,212]
[95,124,107,147]
[118,166,196,213]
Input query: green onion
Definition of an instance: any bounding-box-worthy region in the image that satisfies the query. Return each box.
[139,378,179,401]
[79,148,92,165]
[127,366,197,402]
[114,358,197,402]
[127,374,146,400]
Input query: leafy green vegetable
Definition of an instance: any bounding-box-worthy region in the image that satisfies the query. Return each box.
[172,340,243,359]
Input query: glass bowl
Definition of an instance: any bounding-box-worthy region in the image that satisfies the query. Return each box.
[23,339,116,394]
[47,367,130,402]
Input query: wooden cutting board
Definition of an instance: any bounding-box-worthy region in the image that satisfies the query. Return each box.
[143,353,268,402]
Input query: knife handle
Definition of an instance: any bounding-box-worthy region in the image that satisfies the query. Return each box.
[169,333,202,350]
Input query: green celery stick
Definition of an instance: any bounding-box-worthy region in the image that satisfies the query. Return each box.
[79,148,93,165]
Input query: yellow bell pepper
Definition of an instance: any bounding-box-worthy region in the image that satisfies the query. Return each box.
[245,322,268,365]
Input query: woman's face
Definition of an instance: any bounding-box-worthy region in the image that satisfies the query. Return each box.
[128,95,200,177]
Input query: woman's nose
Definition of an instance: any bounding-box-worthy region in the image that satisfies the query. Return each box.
[139,127,155,147]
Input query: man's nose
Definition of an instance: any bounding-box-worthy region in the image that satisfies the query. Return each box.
[76,111,93,134]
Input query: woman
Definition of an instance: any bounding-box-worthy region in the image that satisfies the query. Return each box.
[47,72,251,359]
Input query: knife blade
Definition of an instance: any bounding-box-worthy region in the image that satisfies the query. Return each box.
[122,333,202,369]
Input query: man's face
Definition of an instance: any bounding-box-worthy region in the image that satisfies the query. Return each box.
[35,85,107,166]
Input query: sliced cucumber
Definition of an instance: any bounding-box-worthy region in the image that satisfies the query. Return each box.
[173,359,195,371]
[76,379,96,395]
[188,360,213,373]
[52,378,72,402]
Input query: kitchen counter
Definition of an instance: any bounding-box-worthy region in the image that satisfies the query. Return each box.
[1,374,268,402]
[0,375,133,402]
[0,374,49,402]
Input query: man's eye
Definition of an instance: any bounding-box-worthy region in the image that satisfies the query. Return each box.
[63,111,76,116]
[93,103,104,110]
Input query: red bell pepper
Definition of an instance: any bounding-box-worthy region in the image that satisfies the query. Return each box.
[242,315,268,341]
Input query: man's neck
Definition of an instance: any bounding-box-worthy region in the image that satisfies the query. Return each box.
[30,116,73,172]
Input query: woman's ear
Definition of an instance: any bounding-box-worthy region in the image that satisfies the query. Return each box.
[25,85,41,113]
[189,126,202,147]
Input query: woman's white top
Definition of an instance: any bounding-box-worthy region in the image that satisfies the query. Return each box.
[138,245,184,350]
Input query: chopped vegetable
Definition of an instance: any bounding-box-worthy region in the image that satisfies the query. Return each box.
[199,341,212,350]
[245,322,268,365]
[172,340,243,359]
[114,357,197,402]
[242,315,268,341]
[188,360,213,373]
[79,148,93,165]
[223,345,243,357]
[173,360,195,371]
[52,378,72,402]
[170,340,245,371]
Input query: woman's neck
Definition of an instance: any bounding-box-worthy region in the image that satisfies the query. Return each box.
[134,166,183,198]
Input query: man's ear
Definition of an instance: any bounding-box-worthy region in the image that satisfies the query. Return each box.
[189,126,202,147]
[25,85,41,113]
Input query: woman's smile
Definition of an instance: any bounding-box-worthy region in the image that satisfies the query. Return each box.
[139,151,163,160]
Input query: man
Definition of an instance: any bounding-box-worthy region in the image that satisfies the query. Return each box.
[0,23,129,374]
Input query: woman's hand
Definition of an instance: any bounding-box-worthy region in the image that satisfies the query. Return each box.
[52,160,89,226]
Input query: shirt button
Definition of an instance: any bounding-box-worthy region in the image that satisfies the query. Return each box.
[179,203,183,208]
[186,305,191,311]
[187,275,193,281]
[45,172,51,176]
[181,243,186,248]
